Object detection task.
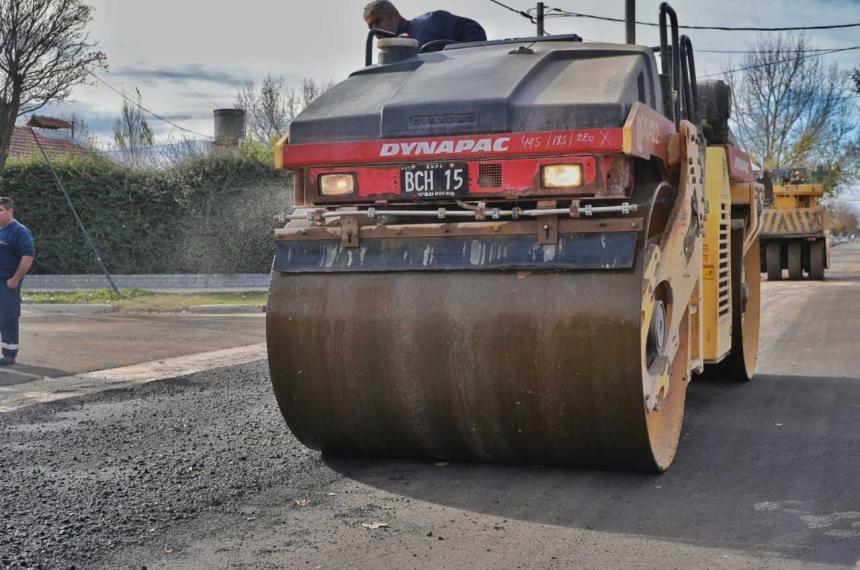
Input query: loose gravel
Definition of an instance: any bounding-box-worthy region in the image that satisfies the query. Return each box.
[0,361,325,570]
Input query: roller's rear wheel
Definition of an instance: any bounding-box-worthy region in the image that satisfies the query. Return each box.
[704,223,761,381]
[788,242,803,280]
[765,242,781,281]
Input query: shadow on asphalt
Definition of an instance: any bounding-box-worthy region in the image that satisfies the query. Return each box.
[0,363,71,386]
[324,374,860,566]
[765,274,860,284]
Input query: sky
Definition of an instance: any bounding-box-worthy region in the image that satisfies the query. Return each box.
[34,0,860,201]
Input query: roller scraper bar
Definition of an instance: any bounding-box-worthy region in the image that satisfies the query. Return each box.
[276,203,638,224]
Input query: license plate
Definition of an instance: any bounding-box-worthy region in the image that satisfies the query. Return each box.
[400,163,468,198]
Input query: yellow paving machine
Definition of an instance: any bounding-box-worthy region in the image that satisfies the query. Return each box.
[760,169,829,280]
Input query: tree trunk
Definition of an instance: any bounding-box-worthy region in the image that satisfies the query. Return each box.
[0,101,20,171]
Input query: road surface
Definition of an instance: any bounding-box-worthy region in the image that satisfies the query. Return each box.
[0,311,266,387]
[1,244,859,569]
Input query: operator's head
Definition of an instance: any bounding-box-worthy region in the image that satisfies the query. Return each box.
[0,197,14,226]
[364,1,401,34]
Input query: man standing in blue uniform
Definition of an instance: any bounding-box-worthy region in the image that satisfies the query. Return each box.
[363,1,487,48]
[0,198,34,366]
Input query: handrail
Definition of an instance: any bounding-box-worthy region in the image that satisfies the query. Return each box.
[680,35,700,125]
[365,28,398,66]
[658,3,681,129]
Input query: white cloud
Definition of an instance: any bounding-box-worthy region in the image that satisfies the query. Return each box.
[45,0,860,142]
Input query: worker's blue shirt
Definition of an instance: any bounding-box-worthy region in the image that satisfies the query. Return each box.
[396,11,487,48]
[0,220,35,277]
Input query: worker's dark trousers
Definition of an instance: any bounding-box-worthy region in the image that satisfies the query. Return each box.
[0,280,22,359]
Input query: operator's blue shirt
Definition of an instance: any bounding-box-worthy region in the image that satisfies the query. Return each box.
[396,10,487,48]
[0,220,35,277]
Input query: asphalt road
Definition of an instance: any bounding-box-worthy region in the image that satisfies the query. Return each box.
[0,312,266,387]
[2,244,859,569]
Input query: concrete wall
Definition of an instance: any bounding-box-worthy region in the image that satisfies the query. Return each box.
[23,274,271,292]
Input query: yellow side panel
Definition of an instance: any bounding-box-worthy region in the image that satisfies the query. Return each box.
[772,183,825,198]
[702,147,733,363]
[775,195,798,209]
[273,134,289,170]
[730,182,754,205]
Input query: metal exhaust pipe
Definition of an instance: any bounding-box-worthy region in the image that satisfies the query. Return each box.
[626,0,636,44]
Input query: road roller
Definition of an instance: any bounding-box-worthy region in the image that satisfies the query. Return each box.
[267,3,762,471]
[759,169,829,280]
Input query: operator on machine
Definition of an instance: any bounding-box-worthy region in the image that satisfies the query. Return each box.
[363,1,487,49]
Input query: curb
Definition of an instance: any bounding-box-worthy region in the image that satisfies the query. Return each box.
[23,303,114,314]
[23,274,271,292]
[186,304,266,315]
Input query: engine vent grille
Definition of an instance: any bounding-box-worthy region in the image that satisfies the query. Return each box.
[478,163,502,187]
[718,204,731,317]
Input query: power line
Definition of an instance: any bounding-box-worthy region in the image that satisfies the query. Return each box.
[99,139,211,154]
[89,72,214,139]
[698,46,860,54]
[545,8,860,31]
[487,0,535,23]
[700,45,860,78]
[572,39,858,55]
[29,130,121,295]
[113,42,221,108]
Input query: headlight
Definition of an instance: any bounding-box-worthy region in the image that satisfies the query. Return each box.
[320,174,355,196]
[542,165,583,189]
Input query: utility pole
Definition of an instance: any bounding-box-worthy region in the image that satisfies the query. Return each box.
[537,2,545,36]
[625,0,636,44]
[29,131,121,295]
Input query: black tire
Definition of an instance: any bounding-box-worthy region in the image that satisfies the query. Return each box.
[766,242,781,281]
[788,242,803,280]
[810,240,825,280]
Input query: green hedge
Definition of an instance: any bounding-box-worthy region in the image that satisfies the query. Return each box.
[0,150,293,274]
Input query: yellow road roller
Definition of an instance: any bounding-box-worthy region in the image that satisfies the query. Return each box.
[760,169,829,280]
[267,3,762,471]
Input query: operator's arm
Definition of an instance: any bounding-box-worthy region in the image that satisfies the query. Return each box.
[454,16,487,42]
[7,256,33,289]
[6,229,34,290]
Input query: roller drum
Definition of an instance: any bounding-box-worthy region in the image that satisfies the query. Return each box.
[267,232,690,471]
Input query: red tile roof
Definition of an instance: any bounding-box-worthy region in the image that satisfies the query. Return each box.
[8,126,95,160]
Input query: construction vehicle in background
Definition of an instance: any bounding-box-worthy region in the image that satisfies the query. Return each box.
[760,168,829,280]
[266,2,762,472]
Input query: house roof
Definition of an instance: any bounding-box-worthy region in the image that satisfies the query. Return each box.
[8,126,94,161]
[27,115,74,130]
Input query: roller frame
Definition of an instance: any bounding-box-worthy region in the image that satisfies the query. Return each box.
[266,120,710,471]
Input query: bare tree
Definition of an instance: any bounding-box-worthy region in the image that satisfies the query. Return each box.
[0,0,106,169]
[300,77,330,110]
[113,88,154,169]
[235,76,332,145]
[236,76,290,145]
[60,111,97,147]
[853,67,860,94]
[157,133,206,168]
[727,35,860,194]
[827,203,859,236]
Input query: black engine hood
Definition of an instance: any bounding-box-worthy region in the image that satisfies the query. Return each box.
[289,40,663,144]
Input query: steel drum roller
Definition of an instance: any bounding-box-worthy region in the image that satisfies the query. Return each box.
[267,203,691,471]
